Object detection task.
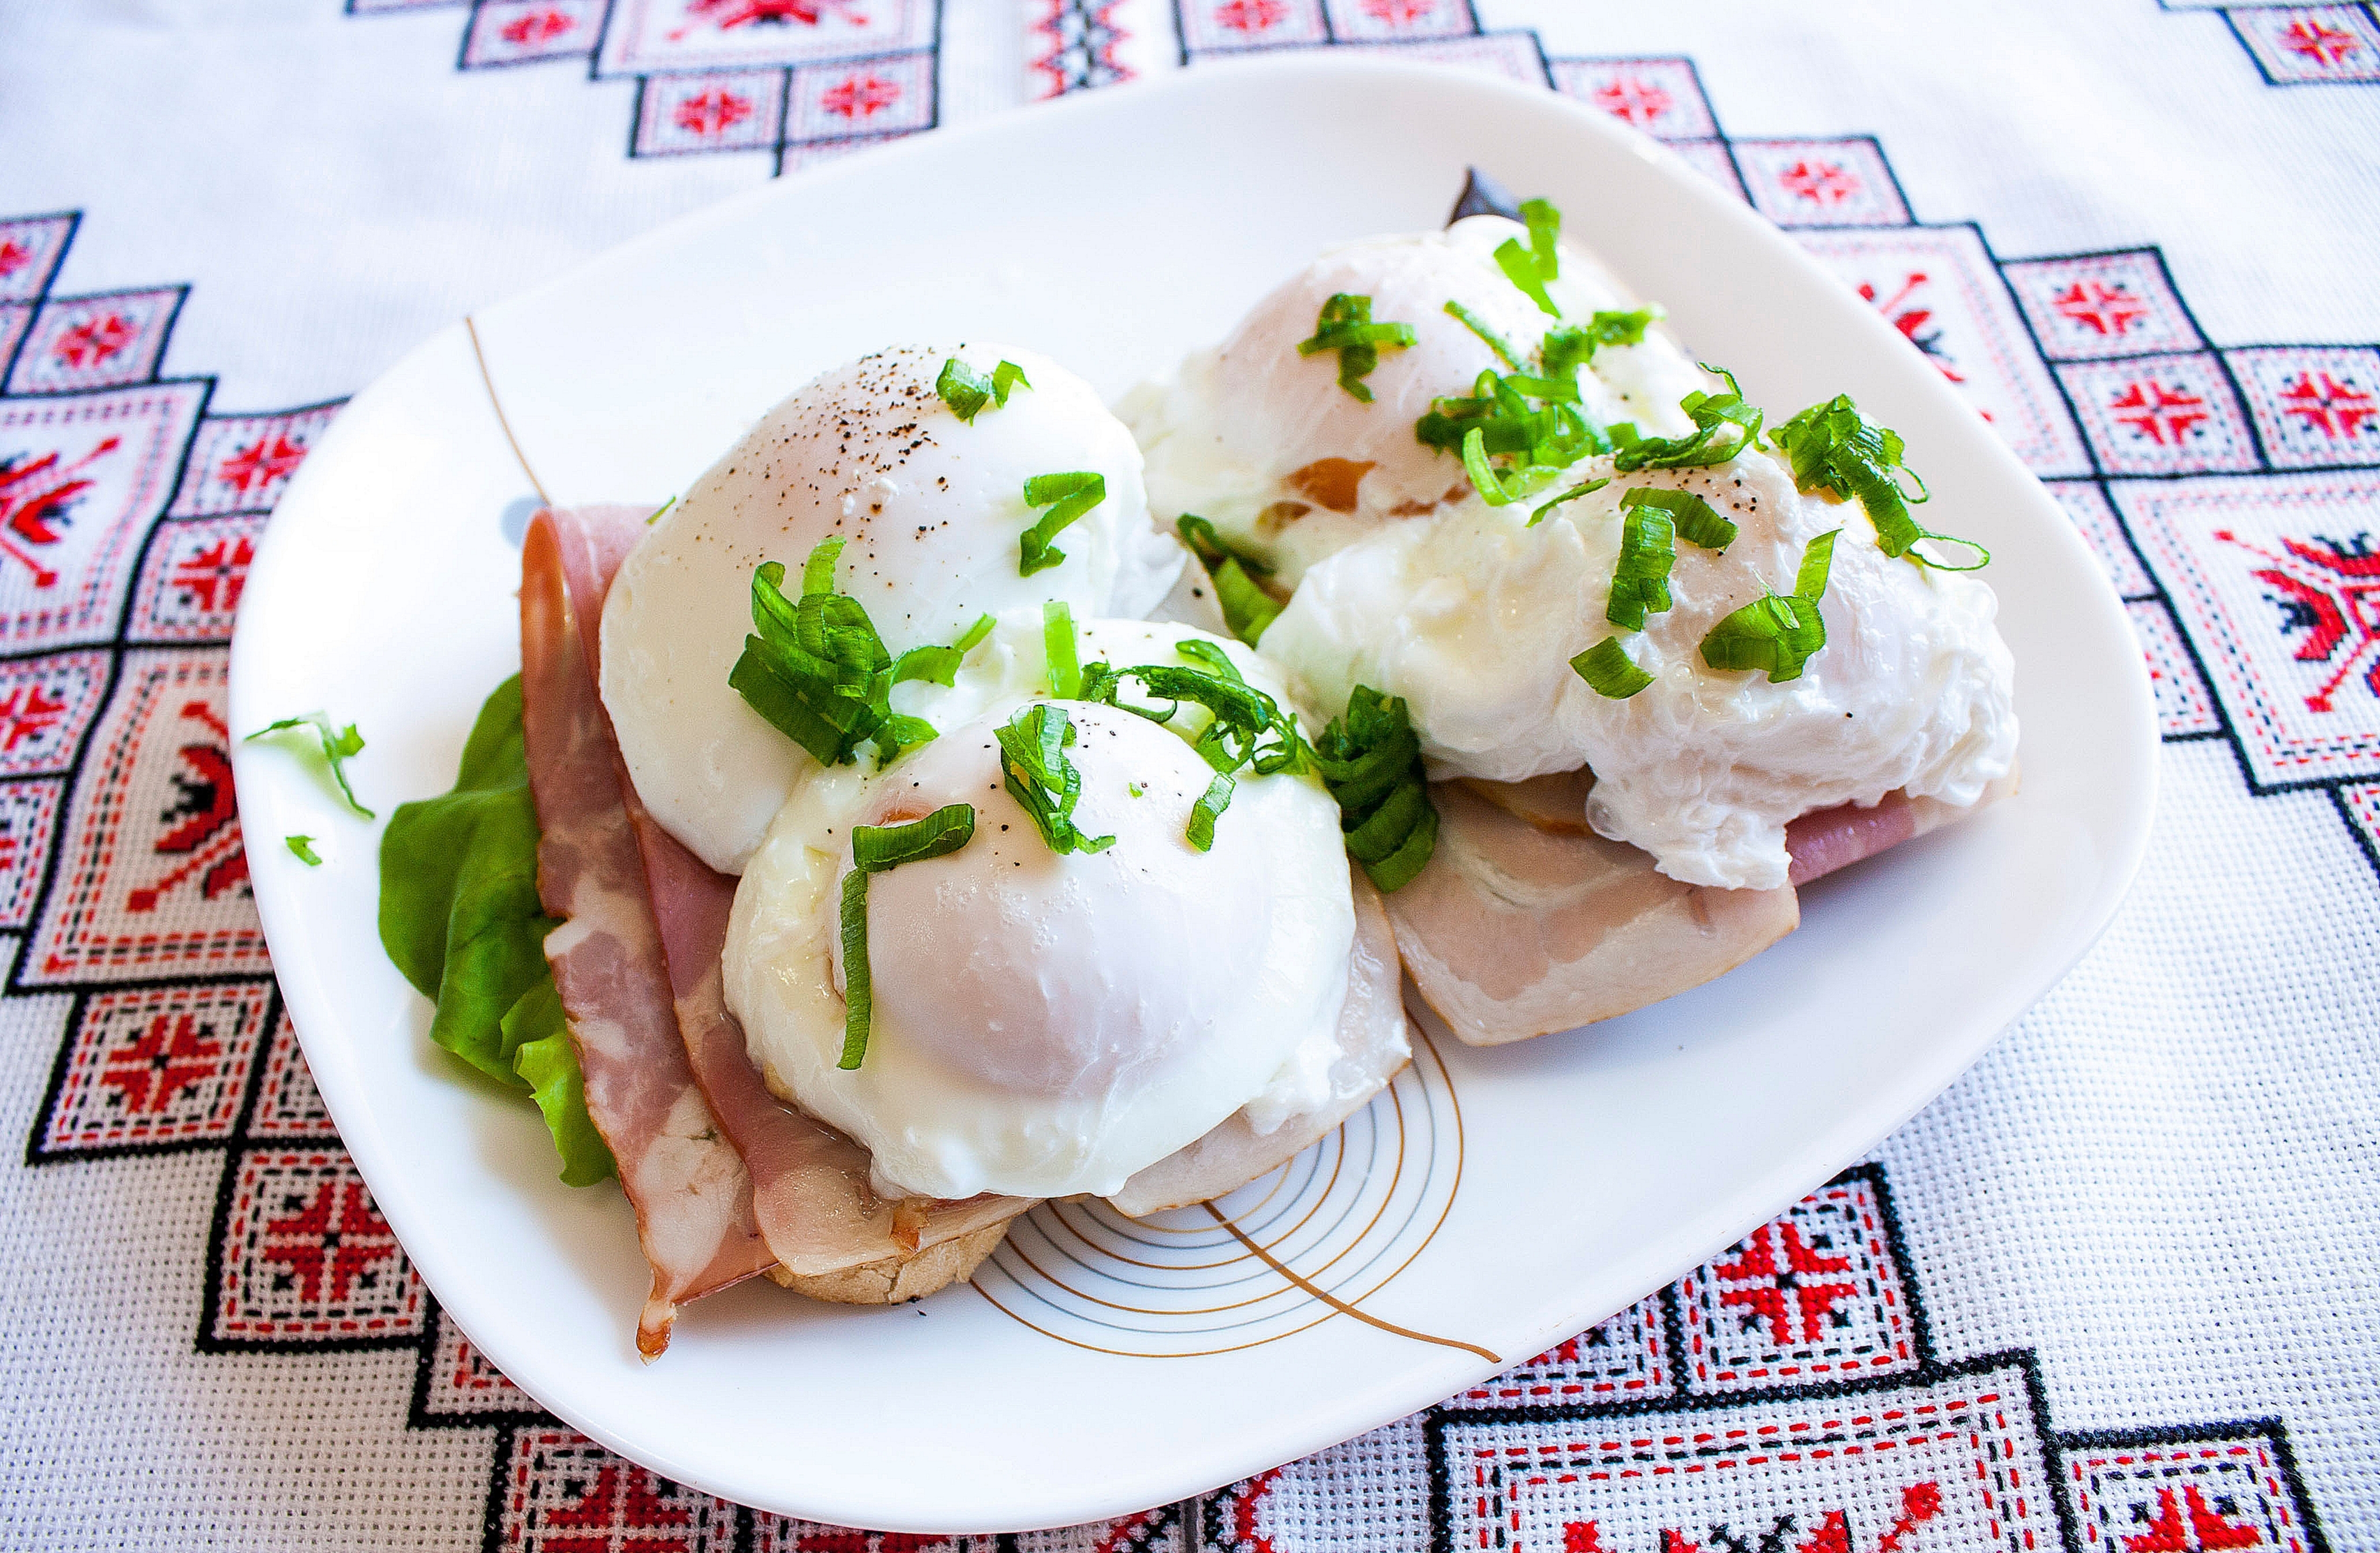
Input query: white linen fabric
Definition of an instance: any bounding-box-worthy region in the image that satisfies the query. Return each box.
[1,0,2375,1547]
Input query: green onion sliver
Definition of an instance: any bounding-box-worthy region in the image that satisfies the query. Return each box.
[1571,637,1654,699]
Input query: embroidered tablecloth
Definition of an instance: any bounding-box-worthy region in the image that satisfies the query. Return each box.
[3,0,2376,1547]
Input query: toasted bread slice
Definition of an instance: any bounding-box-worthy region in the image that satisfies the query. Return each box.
[764,1220,1015,1305]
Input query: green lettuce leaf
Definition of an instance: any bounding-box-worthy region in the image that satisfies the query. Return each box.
[379,674,609,1187]
[506,980,615,1187]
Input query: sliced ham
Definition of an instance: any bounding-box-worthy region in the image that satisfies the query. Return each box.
[519,508,772,1358]
[1388,781,1800,1046]
[1404,768,2019,1046]
[537,505,1033,1304]
[1109,867,1412,1217]
[1786,768,2021,887]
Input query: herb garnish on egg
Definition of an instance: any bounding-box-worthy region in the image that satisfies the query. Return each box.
[1074,649,1309,850]
[935,356,1032,424]
[1612,365,1765,472]
[1491,197,1563,316]
[1176,515,1284,646]
[1700,529,1843,684]
[997,703,1116,857]
[1019,470,1106,576]
[1312,686,1439,893]
[1773,395,1989,571]
[1620,485,1738,553]
[839,803,978,1069]
[1295,292,1418,403]
[1570,637,1655,700]
[728,536,990,769]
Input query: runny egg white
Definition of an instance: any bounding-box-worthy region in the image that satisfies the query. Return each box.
[723,614,1358,1202]
[1124,214,1711,587]
[602,341,1183,874]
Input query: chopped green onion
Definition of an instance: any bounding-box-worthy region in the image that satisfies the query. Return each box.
[992,358,1031,406]
[1519,198,1561,280]
[1606,502,1677,630]
[1176,515,1282,646]
[1699,529,1841,683]
[1495,238,1559,317]
[1461,425,1521,507]
[1078,661,1305,782]
[1019,470,1105,576]
[1295,293,1417,403]
[1570,637,1655,699]
[1443,299,1521,369]
[1540,308,1661,383]
[1619,485,1737,551]
[647,495,675,526]
[1770,394,1987,570]
[996,703,1114,856]
[935,358,1032,424]
[1174,637,1245,682]
[1176,513,1273,575]
[845,801,984,1066]
[1529,477,1609,527]
[1311,686,1438,893]
[1043,599,1081,699]
[1613,366,1764,472]
[1187,773,1234,852]
[285,835,322,866]
[892,612,993,689]
[246,714,374,819]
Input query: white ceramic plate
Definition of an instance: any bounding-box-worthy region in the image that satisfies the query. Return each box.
[230,57,2155,1534]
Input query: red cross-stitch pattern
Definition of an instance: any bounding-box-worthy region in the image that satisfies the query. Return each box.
[1594,75,1673,128]
[1777,160,1859,205]
[53,313,134,370]
[675,88,755,135]
[1710,1221,1859,1345]
[0,682,69,753]
[172,532,251,615]
[124,700,245,912]
[673,0,856,34]
[0,240,28,281]
[503,6,580,45]
[1360,0,1434,25]
[819,71,900,119]
[216,432,306,501]
[211,1148,427,1341]
[34,981,269,1156]
[2111,377,2212,445]
[2056,281,2151,339]
[0,438,118,588]
[2220,528,2380,713]
[499,1430,737,1553]
[1564,1481,1942,1553]
[2281,372,2377,441]
[258,1175,402,1306]
[1859,272,1967,387]
[1215,0,1287,32]
[2122,1485,2263,1551]
[2281,18,2361,65]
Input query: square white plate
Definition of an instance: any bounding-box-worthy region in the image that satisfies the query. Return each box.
[229,56,2155,1534]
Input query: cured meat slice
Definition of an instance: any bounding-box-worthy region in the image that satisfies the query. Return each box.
[1109,866,1410,1217]
[519,509,771,1358]
[1388,781,1799,1046]
[539,505,1031,1304]
[1407,768,2019,1045]
[1786,768,2021,887]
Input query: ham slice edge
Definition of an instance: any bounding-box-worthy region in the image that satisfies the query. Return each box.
[519,507,773,1358]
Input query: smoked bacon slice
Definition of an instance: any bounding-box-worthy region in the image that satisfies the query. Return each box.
[519,508,772,1358]
[537,505,1031,1303]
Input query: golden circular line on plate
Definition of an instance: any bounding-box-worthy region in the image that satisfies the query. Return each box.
[1007,1075,1398,1312]
[463,313,550,505]
[1036,1122,1349,1275]
[1198,1201,1498,1364]
[999,1127,1388,1319]
[966,1029,1466,1343]
[1041,1128,1322,1259]
[969,1025,1477,1360]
